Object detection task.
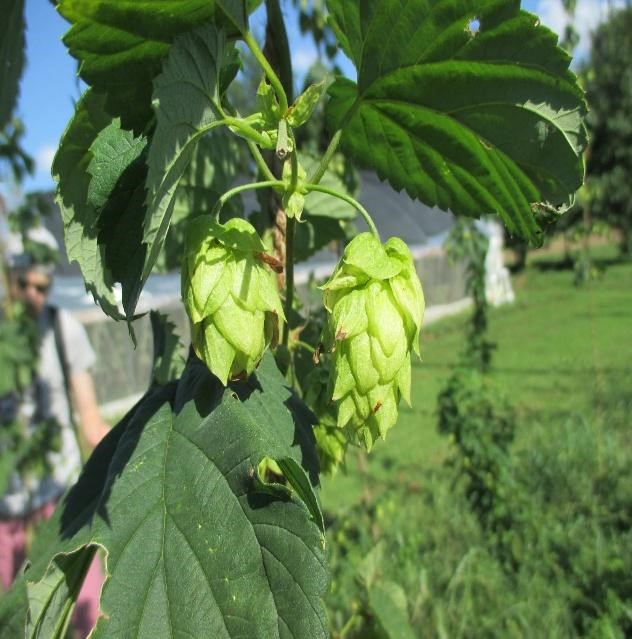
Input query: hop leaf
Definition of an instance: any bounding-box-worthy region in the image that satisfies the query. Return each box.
[287,81,327,128]
[182,216,285,384]
[322,233,424,449]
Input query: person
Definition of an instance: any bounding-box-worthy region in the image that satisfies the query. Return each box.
[0,226,108,637]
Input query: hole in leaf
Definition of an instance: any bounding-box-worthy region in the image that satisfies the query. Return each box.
[467,17,481,36]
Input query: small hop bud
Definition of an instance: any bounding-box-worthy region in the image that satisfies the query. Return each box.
[322,233,424,449]
[286,81,327,128]
[281,159,308,220]
[182,216,285,385]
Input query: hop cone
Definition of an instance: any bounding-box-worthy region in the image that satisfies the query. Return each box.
[322,233,424,449]
[182,216,284,384]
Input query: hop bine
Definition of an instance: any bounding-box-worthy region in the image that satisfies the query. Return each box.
[182,216,285,385]
[321,233,424,450]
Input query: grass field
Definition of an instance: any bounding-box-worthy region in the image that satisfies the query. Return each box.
[321,245,632,638]
[320,244,632,514]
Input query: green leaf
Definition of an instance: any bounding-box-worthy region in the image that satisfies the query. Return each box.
[368,581,416,639]
[0,0,25,128]
[26,546,99,639]
[155,129,242,272]
[88,118,149,318]
[52,90,122,319]
[287,81,327,129]
[0,575,27,637]
[277,457,325,534]
[142,24,233,287]
[3,355,327,638]
[326,0,587,243]
[216,0,248,33]
[286,152,357,263]
[300,154,356,220]
[149,310,186,386]
[58,0,249,131]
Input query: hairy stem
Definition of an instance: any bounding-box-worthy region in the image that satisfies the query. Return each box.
[283,216,295,347]
[211,180,284,219]
[293,340,315,354]
[308,129,342,185]
[243,31,288,114]
[262,0,296,347]
[289,128,299,191]
[304,183,380,239]
[245,138,276,182]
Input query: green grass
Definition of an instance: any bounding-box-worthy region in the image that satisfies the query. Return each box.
[320,245,632,512]
[321,246,632,638]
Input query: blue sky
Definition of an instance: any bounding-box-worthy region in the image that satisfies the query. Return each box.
[6,0,621,197]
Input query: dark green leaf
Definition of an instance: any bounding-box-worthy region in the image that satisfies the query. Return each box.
[52,90,122,319]
[3,355,327,638]
[326,0,587,243]
[142,24,234,287]
[149,310,186,386]
[216,0,248,33]
[0,576,28,638]
[154,129,243,272]
[0,0,25,128]
[88,120,149,318]
[58,0,248,131]
[277,457,324,533]
[26,546,99,639]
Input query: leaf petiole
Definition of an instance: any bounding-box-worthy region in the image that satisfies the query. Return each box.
[245,138,276,181]
[304,183,380,239]
[308,129,342,185]
[211,180,285,219]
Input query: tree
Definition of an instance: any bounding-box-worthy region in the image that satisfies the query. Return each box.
[586,6,632,258]
[0,1,586,636]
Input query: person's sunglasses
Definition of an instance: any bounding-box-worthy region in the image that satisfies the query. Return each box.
[17,277,50,295]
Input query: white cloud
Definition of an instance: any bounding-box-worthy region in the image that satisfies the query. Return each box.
[35,144,56,176]
[535,0,626,62]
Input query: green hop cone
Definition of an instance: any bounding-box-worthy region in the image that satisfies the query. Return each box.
[182,216,285,385]
[322,233,424,450]
[313,423,348,476]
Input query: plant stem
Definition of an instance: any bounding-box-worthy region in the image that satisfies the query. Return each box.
[289,128,299,190]
[282,216,295,346]
[339,611,361,638]
[245,139,276,182]
[260,0,296,348]
[211,180,284,219]
[293,339,315,354]
[243,31,288,114]
[304,183,380,239]
[221,115,271,148]
[308,129,342,185]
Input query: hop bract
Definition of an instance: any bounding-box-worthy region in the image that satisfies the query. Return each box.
[322,233,424,449]
[182,216,285,385]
